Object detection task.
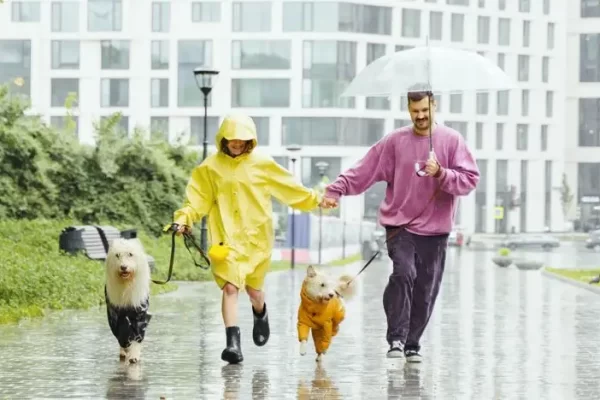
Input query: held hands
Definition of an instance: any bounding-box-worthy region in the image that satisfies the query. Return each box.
[319,197,338,209]
[173,224,191,236]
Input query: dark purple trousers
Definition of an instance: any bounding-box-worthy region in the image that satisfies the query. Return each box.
[382,227,448,351]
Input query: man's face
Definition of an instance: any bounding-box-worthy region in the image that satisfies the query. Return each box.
[408,97,436,131]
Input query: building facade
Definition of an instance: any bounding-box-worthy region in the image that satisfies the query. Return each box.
[0,0,568,233]
[565,0,600,231]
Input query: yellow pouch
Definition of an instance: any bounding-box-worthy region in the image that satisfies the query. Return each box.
[208,242,230,263]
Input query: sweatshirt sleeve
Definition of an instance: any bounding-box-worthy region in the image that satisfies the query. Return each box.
[436,135,480,196]
[324,138,388,200]
[265,158,320,212]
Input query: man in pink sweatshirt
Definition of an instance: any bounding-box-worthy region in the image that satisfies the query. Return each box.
[321,88,479,363]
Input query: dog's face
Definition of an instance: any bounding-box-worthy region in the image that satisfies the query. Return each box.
[106,239,144,281]
[303,266,336,303]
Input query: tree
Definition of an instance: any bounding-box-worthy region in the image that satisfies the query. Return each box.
[560,173,574,220]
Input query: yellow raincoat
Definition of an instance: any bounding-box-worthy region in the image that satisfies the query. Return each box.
[173,114,320,290]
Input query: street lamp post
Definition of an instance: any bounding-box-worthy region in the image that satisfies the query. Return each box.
[315,161,329,265]
[193,67,220,252]
[286,144,302,269]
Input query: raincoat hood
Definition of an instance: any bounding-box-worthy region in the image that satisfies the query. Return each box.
[215,113,258,154]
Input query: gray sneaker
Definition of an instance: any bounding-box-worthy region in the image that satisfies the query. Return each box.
[405,349,422,363]
[386,340,404,358]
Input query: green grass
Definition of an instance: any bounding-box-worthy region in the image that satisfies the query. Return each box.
[0,218,361,324]
[545,267,600,285]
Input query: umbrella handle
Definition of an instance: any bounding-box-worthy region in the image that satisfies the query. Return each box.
[429,150,435,160]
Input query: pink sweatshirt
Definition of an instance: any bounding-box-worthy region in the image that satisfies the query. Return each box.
[325,124,480,236]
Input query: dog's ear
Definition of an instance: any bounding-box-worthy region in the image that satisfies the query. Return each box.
[307,265,316,278]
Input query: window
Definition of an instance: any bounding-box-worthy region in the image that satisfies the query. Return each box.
[282,2,392,35]
[541,125,548,151]
[51,40,79,69]
[520,160,528,232]
[496,159,508,193]
[88,0,122,31]
[546,91,554,117]
[450,93,462,113]
[150,117,169,141]
[252,117,270,145]
[366,43,389,110]
[580,34,600,82]
[477,16,490,44]
[450,13,464,42]
[517,55,530,81]
[232,2,271,32]
[101,40,130,70]
[579,98,600,147]
[301,157,342,189]
[542,56,550,83]
[152,2,170,32]
[544,160,552,228]
[101,78,129,107]
[578,163,600,197]
[232,40,291,70]
[151,40,169,70]
[51,78,79,107]
[498,18,510,46]
[521,90,529,117]
[446,0,469,5]
[192,2,221,22]
[429,11,443,40]
[51,116,79,135]
[497,52,505,70]
[582,0,600,17]
[178,40,213,107]
[402,9,421,38]
[302,40,357,108]
[395,119,412,128]
[516,124,528,150]
[282,117,384,146]
[445,121,468,140]
[499,0,506,10]
[231,79,290,108]
[151,79,169,108]
[543,0,550,14]
[51,2,79,32]
[475,159,487,233]
[522,21,530,47]
[12,1,40,22]
[190,117,219,146]
[496,123,504,150]
[519,0,530,12]
[0,40,31,98]
[547,23,555,49]
[475,122,483,149]
[497,91,509,115]
[476,93,488,115]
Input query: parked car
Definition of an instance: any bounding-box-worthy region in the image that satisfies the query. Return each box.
[499,234,560,251]
[448,230,465,247]
[585,230,600,252]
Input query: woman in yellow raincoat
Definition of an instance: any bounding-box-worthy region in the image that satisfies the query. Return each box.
[172,113,322,364]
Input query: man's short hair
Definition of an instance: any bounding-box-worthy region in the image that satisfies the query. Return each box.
[407,83,434,104]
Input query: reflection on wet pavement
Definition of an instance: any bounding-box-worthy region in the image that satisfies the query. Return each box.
[1,249,600,399]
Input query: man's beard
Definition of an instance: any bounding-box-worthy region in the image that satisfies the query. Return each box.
[414,119,429,129]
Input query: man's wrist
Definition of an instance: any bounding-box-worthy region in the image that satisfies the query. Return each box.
[433,166,444,179]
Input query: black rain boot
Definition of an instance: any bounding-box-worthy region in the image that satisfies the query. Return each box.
[252,303,270,347]
[221,326,244,364]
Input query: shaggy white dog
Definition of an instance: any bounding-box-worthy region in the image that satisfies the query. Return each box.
[105,238,152,364]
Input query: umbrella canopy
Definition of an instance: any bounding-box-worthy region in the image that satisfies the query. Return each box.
[341,46,516,98]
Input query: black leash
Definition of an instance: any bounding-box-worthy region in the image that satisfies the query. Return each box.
[346,186,441,285]
[151,224,211,285]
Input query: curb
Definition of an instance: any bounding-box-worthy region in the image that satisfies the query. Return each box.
[541,269,600,295]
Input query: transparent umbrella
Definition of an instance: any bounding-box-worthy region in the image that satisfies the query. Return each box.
[341,45,516,161]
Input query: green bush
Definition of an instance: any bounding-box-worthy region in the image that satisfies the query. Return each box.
[0,87,200,236]
[0,219,177,324]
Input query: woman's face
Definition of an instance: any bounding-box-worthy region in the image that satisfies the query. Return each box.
[226,139,249,156]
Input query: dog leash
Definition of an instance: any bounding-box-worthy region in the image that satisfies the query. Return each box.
[151,224,211,285]
[346,186,442,285]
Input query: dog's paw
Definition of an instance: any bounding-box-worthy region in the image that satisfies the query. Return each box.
[316,353,324,362]
[119,347,127,361]
[126,342,142,364]
[299,340,307,356]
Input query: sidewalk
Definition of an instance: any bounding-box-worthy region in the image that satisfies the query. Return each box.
[0,253,599,398]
